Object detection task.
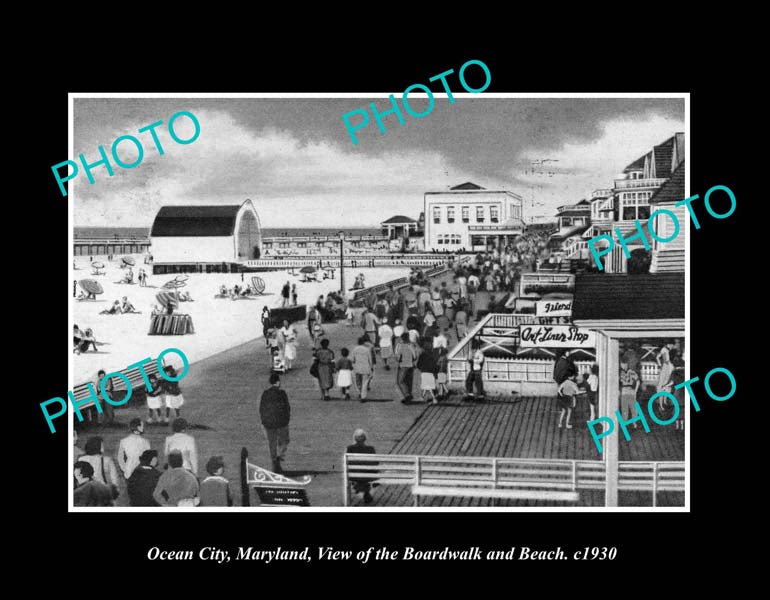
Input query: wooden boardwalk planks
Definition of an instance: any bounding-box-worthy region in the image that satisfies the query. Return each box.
[372,395,685,508]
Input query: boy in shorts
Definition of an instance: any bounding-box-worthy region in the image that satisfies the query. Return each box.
[162,366,184,424]
[557,373,579,429]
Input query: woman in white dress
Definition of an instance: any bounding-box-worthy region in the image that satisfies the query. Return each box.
[280,319,297,370]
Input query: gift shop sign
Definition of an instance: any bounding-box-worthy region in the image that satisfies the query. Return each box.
[535,300,572,317]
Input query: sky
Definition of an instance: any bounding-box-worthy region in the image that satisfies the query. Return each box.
[72,96,685,228]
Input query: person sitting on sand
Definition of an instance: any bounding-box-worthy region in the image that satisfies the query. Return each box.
[219,285,227,297]
[121,296,138,313]
[75,328,99,354]
[73,325,84,352]
[100,300,123,315]
[150,304,162,316]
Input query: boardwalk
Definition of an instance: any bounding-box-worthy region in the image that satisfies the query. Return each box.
[80,266,683,508]
[86,304,451,507]
[358,398,684,507]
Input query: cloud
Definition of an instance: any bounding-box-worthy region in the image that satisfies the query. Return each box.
[72,99,684,227]
[74,108,483,227]
[510,114,684,219]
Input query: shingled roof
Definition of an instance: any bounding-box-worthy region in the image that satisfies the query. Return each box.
[649,162,685,205]
[624,154,647,172]
[151,205,242,237]
[572,273,684,320]
[652,136,675,179]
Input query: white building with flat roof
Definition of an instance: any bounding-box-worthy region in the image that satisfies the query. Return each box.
[424,182,525,252]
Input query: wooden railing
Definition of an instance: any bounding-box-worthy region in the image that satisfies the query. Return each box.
[351,261,456,300]
[246,256,445,269]
[343,453,684,507]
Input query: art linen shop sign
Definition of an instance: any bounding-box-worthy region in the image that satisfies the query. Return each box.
[519,325,595,348]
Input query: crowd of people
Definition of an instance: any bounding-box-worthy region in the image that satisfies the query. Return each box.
[73,418,234,507]
[551,340,686,431]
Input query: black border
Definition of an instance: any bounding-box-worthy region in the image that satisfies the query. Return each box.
[32,41,747,580]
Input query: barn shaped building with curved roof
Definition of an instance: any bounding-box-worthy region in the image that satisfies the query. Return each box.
[150,199,262,272]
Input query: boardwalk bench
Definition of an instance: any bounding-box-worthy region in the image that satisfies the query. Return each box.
[344,452,684,506]
[343,454,585,506]
[72,359,162,423]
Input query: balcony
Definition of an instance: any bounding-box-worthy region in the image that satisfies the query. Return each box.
[468,224,524,233]
[591,188,613,199]
[614,178,667,190]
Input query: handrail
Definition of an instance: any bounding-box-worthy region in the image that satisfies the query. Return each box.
[446,312,495,360]
[343,453,684,505]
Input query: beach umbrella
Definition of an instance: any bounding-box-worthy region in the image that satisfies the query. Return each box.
[162,278,186,305]
[121,256,136,266]
[92,261,105,269]
[163,279,186,289]
[299,266,317,274]
[79,279,104,296]
[156,290,179,310]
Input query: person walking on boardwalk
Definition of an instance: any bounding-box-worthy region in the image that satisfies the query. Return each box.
[553,350,576,385]
[164,418,198,476]
[281,281,291,307]
[378,318,394,370]
[74,461,114,507]
[261,306,271,347]
[395,331,418,404]
[360,306,380,346]
[619,360,641,426]
[279,319,298,370]
[336,348,353,401]
[259,372,291,473]
[315,338,336,401]
[117,418,150,480]
[127,450,161,507]
[153,450,200,507]
[464,339,485,402]
[352,336,374,403]
[557,373,580,429]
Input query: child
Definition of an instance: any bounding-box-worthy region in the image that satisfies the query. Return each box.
[146,373,164,423]
[336,348,353,401]
[436,346,449,401]
[162,366,185,423]
[586,364,599,422]
[199,456,233,507]
[345,305,354,326]
[557,373,579,429]
[271,346,286,373]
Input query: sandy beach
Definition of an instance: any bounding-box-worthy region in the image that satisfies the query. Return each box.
[72,256,410,384]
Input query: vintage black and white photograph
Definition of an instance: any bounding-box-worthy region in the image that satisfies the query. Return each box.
[69,94,687,510]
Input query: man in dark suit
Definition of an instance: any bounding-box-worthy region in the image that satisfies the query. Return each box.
[260,373,291,473]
